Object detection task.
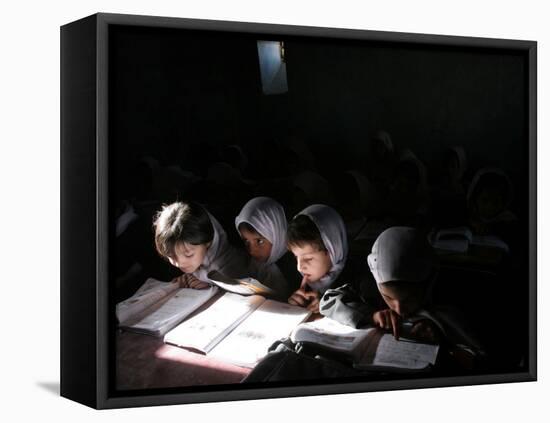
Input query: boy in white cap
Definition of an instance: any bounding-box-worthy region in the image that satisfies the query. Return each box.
[367,226,440,341]
[319,226,438,340]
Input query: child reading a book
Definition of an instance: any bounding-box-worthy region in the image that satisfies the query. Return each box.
[321,227,484,355]
[235,197,298,300]
[366,226,438,341]
[287,204,375,314]
[153,201,248,288]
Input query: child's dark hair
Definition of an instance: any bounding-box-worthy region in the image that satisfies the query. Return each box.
[287,215,326,251]
[472,172,511,202]
[238,221,260,235]
[153,201,214,259]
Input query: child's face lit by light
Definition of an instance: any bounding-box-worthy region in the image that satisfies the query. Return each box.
[289,243,332,284]
[167,242,209,274]
[377,282,425,318]
[239,227,273,263]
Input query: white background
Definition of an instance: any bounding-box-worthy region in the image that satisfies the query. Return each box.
[0,0,546,420]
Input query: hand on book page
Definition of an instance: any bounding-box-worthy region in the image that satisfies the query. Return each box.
[372,309,401,340]
[172,274,211,290]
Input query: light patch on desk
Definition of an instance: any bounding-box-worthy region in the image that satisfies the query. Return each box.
[153,344,250,376]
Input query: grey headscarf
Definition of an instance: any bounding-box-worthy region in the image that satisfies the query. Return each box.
[295,204,348,293]
[235,197,289,293]
[235,197,288,265]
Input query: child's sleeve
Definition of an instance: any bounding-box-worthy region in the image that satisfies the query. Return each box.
[319,281,382,329]
[319,255,385,328]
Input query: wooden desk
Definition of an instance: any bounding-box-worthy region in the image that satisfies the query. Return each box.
[116,331,251,390]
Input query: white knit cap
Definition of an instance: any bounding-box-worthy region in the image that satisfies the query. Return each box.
[368,227,434,284]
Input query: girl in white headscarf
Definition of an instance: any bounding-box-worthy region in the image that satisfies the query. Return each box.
[235,197,294,299]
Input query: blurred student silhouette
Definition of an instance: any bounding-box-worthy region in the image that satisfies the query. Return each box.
[430,146,469,227]
[467,168,517,236]
[385,149,431,228]
[364,130,396,195]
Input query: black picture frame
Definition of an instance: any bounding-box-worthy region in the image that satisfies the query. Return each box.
[60,12,537,409]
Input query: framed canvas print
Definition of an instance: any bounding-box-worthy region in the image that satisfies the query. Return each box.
[60,12,537,409]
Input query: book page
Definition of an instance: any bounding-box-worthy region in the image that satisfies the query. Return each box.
[121,286,218,337]
[290,318,372,354]
[116,278,180,323]
[207,270,274,296]
[164,293,265,353]
[208,300,311,368]
[471,235,509,253]
[370,334,439,370]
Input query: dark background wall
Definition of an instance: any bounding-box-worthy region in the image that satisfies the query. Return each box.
[109,25,528,215]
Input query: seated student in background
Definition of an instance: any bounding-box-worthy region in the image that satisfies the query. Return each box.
[153,201,248,288]
[321,226,482,360]
[385,149,431,228]
[467,167,517,237]
[430,146,469,227]
[287,204,373,314]
[235,197,299,300]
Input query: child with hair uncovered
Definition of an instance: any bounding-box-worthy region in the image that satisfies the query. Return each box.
[287,204,374,314]
[235,197,297,299]
[153,201,247,288]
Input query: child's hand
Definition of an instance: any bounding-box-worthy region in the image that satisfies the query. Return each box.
[172,274,189,288]
[288,288,310,307]
[288,275,319,311]
[410,319,440,344]
[372,309,401,339]
[186,274,211,290]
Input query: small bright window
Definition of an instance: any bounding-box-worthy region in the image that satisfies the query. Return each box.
[257,40,288,95]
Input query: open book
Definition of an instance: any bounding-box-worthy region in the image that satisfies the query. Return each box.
[164,293,311,368]
[429,226,509,254]
[116,278,218,337]
[290,318,439,371]
[207,270,275,296]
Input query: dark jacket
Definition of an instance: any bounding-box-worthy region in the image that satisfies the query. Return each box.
[319,254,385,328]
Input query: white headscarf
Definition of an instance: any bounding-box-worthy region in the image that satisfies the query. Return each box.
[295,204,348,293]
[235,197,289,294]
[193,211,246,281]
[235,197,288,265]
